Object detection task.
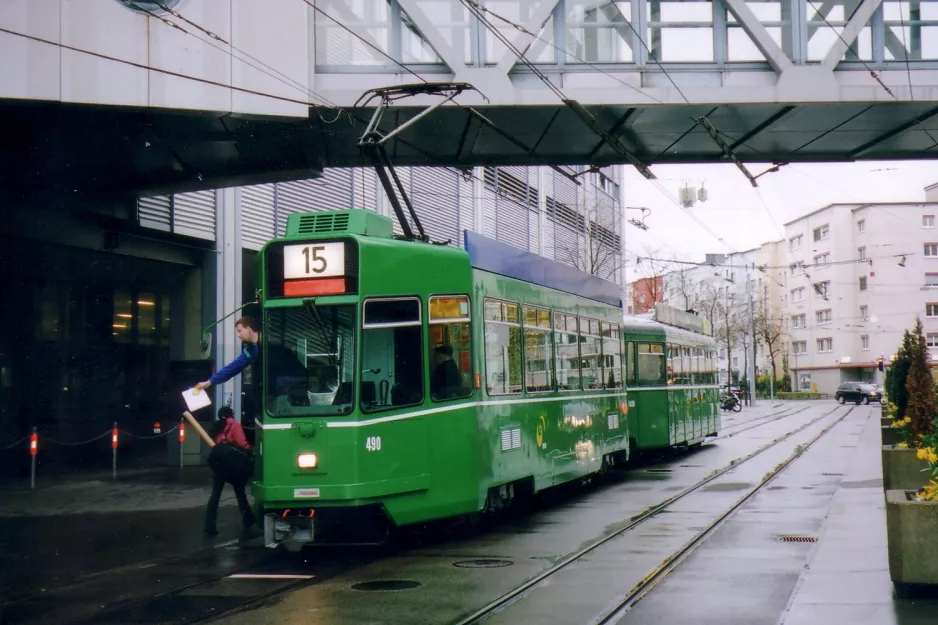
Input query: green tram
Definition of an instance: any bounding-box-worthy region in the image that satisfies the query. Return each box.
[251,209,717,549]
[621,316,721,453]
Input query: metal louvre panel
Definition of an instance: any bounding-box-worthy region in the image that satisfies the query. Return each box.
[138,195,171,232]
[553,222,579,268]
[242,184,276,250]
[528,203,540,253]
[353,167,378,211]
[309,169,354,212]
[543,218,556,260]
[411,168,459,246]
[495,194,529,251]
[457,174,474,247]
[172,190,216,240]
[481,187,498,239]
[275,179,320,236]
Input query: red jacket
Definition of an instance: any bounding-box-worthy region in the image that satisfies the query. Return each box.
[214,417,251,450]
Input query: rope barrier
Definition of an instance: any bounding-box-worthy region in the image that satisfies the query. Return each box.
[42,431,113,446]
[0,435,30,451]
[118,425,181,439]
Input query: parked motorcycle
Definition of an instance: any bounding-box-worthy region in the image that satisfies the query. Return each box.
[721,390,743,412]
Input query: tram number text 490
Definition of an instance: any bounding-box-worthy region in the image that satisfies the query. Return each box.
[365,436,382,452]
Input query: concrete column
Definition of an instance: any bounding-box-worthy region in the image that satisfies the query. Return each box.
[214,187,244,422]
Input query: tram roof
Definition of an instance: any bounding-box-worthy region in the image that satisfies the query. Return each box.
[463,230,622,308]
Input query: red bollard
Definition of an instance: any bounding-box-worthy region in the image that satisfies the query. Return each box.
[29,428,37,489]
[179,420,185,470]
[112,422,118,479]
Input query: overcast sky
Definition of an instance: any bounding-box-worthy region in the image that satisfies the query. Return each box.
[620,160,938,281]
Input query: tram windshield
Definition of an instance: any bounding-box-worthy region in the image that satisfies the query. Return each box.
[264,305,356,416]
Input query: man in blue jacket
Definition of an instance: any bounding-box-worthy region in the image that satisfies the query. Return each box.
[195,316,260,394]
[195,316,309,404]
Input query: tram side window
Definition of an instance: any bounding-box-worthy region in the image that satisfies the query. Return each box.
[484,299,523,395]
[601,323,622,389]
[625,341,635,386]
[554,312,581,390]
[428,296,473,401]
[361,298,423,412]
[637,343,667,386]
[668,344,681,386]
[579,318,603,389]
[523,305,553,393]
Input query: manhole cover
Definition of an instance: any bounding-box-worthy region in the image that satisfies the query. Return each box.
[453,559,513,569]
[778,535,818,543]
[351,580,422,591]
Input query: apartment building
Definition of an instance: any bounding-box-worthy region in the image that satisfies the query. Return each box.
[785,197,938,394]
[655,244,787,387]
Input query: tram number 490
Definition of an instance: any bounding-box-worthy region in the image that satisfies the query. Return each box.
[365,436,382,452]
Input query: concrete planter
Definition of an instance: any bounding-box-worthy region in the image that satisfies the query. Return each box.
[882,417,893,427]
[881,426,901,447]
[886,490,938,596]
[882,446,931,491]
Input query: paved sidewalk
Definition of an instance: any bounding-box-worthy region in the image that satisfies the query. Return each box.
[779,410,938,624]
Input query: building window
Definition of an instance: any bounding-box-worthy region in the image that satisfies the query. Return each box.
[790,262,805,276]
[857,219,865,233]
[791,287,805,303]
[928,303,938,318]
[860,305,869,321]
[861,335,870,350]
[816,337,833,352]
[792,314,806,329]
[813,224,830,242]
[815,309,832,324]
[813,252,831,267]
[732,357,739,369]
[793,341,807,354]
[858,247,866,260]
[789,234,803,251]
[813,281,830,298]
[925,215,935,228]
[859,276,868,291]
[927,274,938,287]
[928,333,938,348]
[926,243,938,257]
[799,374,812,390]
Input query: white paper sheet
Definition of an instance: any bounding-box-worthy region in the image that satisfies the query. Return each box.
[182,387,212,413]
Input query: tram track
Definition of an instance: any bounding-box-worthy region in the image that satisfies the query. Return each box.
[717,403,812,438]
[452,403,855,625]
[16,404,839,625]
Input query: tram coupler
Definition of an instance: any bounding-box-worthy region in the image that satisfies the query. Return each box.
[264,511,315,552]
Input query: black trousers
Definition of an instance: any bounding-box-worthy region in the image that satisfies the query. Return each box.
[204,472,255,533]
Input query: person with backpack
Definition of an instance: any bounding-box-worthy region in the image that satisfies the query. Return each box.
[203,406,256,538]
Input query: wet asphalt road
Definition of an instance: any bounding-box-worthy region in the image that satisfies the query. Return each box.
[3,402,923,624]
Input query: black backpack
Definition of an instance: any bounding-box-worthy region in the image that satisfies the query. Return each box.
[207,442,254,485]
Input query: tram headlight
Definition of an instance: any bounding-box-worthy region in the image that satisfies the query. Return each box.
[297,453,318,469]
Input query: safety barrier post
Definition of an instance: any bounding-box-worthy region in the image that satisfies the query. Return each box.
[111,422,118,479]
[179,418,186,470]
[29,427,38,489]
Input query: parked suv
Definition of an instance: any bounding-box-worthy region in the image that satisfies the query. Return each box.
[834,382,881,405]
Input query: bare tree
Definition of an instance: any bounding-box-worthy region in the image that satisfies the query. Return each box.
[754,304,785,384]
[666,264,700,312]
[557,199,620,281]
[633,245,673,307]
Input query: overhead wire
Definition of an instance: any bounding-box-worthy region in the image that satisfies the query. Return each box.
[139,3,350,123]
